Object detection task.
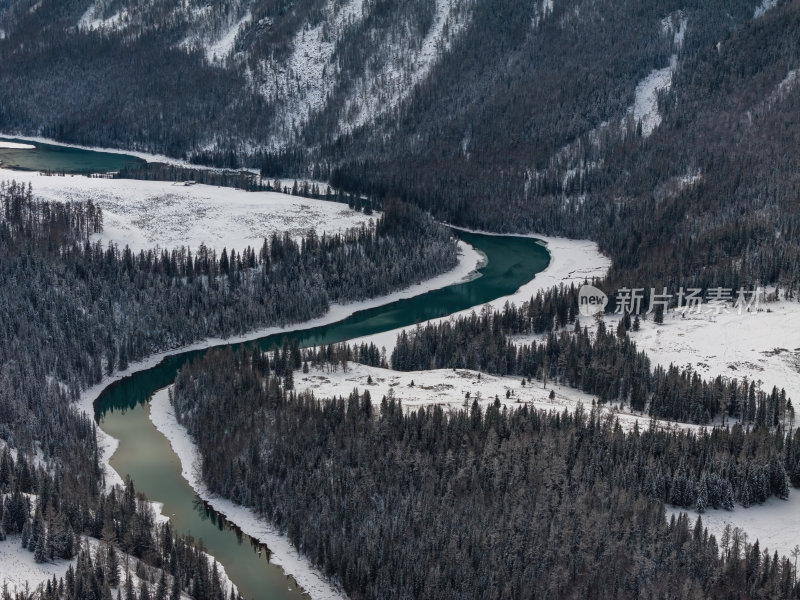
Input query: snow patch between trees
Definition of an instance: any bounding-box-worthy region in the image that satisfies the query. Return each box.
[630,60,675,137]
[0,537,76,595]
[203,12,251,63]
[754,0,779,18]
[79,4,129,30]
[628,13,686,137]
[294,362,703,434]
[669,491,800,562]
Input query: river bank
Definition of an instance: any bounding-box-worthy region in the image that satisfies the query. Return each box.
[347,231,611,353]
[149,388,347,600]
[77,238,482,491]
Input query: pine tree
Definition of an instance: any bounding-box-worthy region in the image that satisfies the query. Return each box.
[107,544,120,587]
[34,529,49,563]
[696,475,709,513]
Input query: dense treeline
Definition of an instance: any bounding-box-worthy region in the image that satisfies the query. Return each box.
[172,348,800,599]
[2,0,797,292]
[389,296,794,424]
[0,180,454,455]
[0,180,454,596]
[0,446,239,600]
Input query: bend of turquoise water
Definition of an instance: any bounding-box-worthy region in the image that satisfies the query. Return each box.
[95,231,549,600]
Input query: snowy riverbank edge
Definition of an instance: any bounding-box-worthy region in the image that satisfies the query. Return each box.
[149,388,347,600]
[76,238,483,490]
[0,133,230,171]
[71,239,483,599]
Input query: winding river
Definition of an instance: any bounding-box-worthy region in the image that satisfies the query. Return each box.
[96,231,549,599]
[3,140,551,599]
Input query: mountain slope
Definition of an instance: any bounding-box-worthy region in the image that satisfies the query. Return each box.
[0,0,797,287]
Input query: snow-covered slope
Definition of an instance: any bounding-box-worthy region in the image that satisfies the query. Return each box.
[255,0,367,142]
[253,0,474,147]
[0,537,76,595]
[754,0,779,18]
[628,12,686,137]
[200,12,252,63]
[630,60,675,137]
[335,0,475,134]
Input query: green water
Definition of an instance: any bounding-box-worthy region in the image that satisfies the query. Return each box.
[95,230,550,599]
[0,137,145,173]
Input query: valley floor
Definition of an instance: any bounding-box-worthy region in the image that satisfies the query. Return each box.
[0,166,371,252]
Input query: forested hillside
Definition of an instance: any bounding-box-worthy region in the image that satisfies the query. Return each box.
[172,347,800,599]
[331,0,800,289]
[2,0,799,595]
[0,181,456,598]
[2,0,797,289]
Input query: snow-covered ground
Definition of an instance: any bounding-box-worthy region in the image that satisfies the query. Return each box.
[509,291,800,423]
[349,230,611,354]
[77,237,482,492]
[0,167,374,252]
[668,492,800,561]
[0,534,221,599]
[598,298,800,413]
[0,537,76,595]
[295,362,701,433]
[150,388,346,600]
[751,67,800,117]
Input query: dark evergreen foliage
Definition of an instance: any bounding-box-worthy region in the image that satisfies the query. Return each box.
[389,298,794,424]
[0,181,454,597]
[171,348,800,599]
